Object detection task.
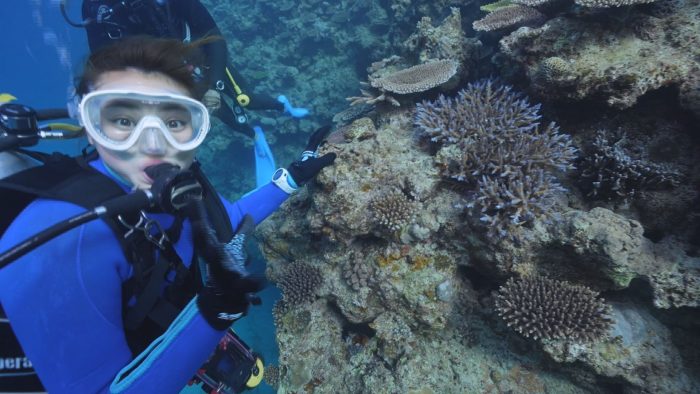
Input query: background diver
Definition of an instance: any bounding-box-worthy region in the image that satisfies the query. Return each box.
[68,0,311,187]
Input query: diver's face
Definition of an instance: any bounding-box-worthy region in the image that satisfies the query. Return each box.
[88,69,197,190]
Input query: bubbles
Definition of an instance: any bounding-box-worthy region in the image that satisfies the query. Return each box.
[31,0,74,73]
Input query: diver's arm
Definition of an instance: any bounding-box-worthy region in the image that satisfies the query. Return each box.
[175,0,228,90]
[0,200,227,393]
[222,182,291,225]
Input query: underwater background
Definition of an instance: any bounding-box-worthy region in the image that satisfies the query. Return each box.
[2,0,700,393]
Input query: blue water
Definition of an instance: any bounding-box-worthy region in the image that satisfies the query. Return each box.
[1,2,279,392]
[0,0,88,154]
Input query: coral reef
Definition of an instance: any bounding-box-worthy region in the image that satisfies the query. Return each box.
[257,107,699,393]
[575,0,657,6]
[679,70,700,119]
[498,0,700,109]
[415,79,577,237]
[342,254,377,292]
[194,1,700,393]
[494,276,613,341]
[368,189,414,235]
[403,7,481,68]
[347,59,458,107]
[577,129,682,201]
[275,261,323,309]
[541,303,695,393]
[263,364,281,389]
[473,5,546,32]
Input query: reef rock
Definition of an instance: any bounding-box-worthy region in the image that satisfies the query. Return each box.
[548,208,700,309]
[499,0,700,109]
[541,303,694,393]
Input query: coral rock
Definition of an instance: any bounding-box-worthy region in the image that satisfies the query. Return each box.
[473,5,546,32]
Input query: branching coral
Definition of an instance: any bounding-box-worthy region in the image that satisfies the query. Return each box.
[494,276,613,341]
[415,79,576,237]
[577,130,682,201]
[347,59,458,107]
[473,5,546,32]
[276,261,323,307]
[368,189,414,235]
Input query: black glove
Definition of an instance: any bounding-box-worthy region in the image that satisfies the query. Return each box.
[193,210,265,330]
[287,125,337,186]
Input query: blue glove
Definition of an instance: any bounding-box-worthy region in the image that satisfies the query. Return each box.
[277,94,310,118]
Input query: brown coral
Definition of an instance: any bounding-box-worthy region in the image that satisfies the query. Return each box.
[348,60,458,107]
[264,364,281,388]
[371,59,458,94]
[494,276,613,341]
[276,261,323,307]
[342,255,376,291]
[473,5,546,32]
[369,189,414,235]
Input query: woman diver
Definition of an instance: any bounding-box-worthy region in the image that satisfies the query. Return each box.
[0,36,335,392]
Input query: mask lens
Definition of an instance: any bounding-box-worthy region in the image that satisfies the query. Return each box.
[81,90,209,151]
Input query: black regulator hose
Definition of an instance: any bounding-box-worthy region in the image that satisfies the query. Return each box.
[0,163,203,269]
[0,190,153,269]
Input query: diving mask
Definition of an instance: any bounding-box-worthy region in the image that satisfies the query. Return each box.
[78,90,210,151]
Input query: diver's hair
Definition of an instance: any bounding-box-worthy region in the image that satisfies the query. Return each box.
[76,36,220,98]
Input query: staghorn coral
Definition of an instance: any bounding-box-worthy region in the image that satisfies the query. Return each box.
[277,261,323,307]
[473,5,546,32]
[476,169,566,228]
[415,79,576,237]
[494,276,613,341]
[369,189,414,235]
[348,59,458,107]
[577,130,682,201]
[342,255,376,291]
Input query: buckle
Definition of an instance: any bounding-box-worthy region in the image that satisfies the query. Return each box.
[117,210,169,250]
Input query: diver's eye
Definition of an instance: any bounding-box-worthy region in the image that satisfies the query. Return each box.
[114,118,135,128]
[166,119,188,130]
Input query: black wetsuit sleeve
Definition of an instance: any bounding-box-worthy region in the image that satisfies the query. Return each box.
[174,0,227,90]
[175,0,283,111]
[82,0,112,52]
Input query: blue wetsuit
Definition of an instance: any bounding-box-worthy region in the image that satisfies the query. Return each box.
[0,158,288,393]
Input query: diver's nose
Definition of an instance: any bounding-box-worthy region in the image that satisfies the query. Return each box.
[138,127,167,155]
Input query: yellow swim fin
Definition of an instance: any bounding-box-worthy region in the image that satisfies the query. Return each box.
[0,93,17,103]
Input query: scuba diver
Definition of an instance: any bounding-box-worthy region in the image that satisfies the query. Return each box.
[67,0,311,187]
[0,36,335,393]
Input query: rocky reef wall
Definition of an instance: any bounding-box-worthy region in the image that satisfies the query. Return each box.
[198,0,700,392]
